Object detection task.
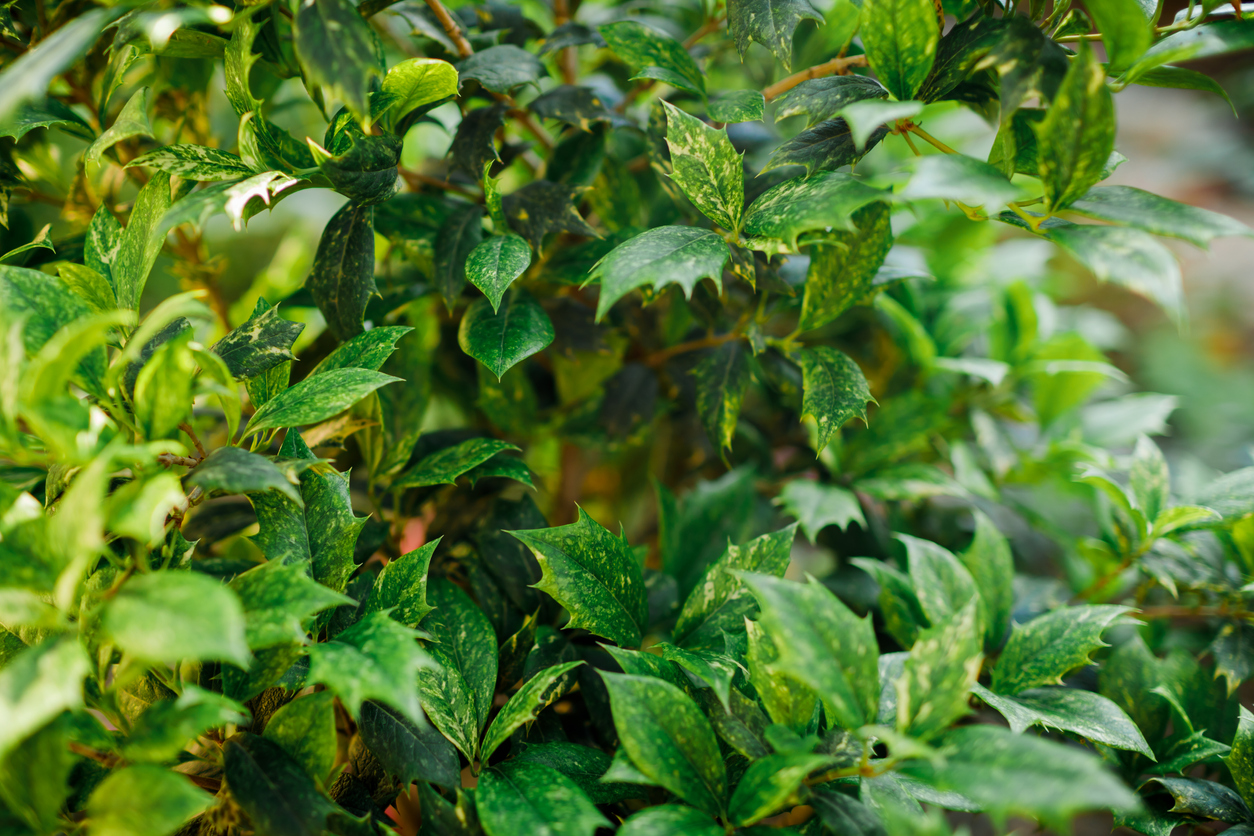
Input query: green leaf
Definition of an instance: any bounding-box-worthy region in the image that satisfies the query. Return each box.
[459,45,546,94]
[797,201,892,332]
[860,0,940,100]
[728,752,835,826]
[309,202,376,341]
[810,788,888,836]
[840,99,922,150]
[1126,66,1233,108]
[917,14,1006,103]
[693,341,751,456]
[434,202,485,308]
[1035,45,1115,214]
[223,733,335,836]
[458,290,555,380]
[899,534,982,629]
[600,672,728,818]
[467,234,532,313]
[1225,706,1254,804]
[451,105,506,179]
[991,605,1135,695]
[590,226,729,321]
[0,638,89,762]
[244,368,400,437]
[395,437,519,488]
[313,120,401,205]
[511,508,647,648]
[1129,434,1170,521]
[421,577,498,742]
[363,539,439,628]
[0,224,54,263]
[85,204,123,286]
[973,683,1152,757]
[358,699,460,789]
[1044,223,1183,324]
[262,691,337,784]
[307,610,429,725]
[313,325,413,374]
[113,171,172,312]
[0,714,77,834]
[0,7,118,126]
[1149,730,1230,774]
[708,90,766,123]
[502,180,597,251]
[960,511,1014,649]
[86,87,154,164]
[776,480,865,543]
[728,0,823,69]
[104,571,250,666]
[902,725,1140,830]
[899,153,1023,213]
[466,453,535,489]
[1067,185,1252,247]
[1141,777,1252,823]
[157,171,304,236]
[740,572,879,729]
[1212,622,1254,697]
[481,660,583,761]
[128,145,254,181]
[763,117,887,175]
[651,643,739,709]
[292,0,380,123]
[674,524,796,650]
[617,805,724,836]
[230,560,354,649]
[797,346,873,453]
[188,446,301,504]
[531,85,617,131]
[975,16,1069,121]
[1088,0,1153,72]
[1121,20,1254,86]
[662,102,745,232]
[897,600,982,740]
[476,761,610,836]
[775,75,889,126]
[599,21,705,96]
[0,98,94,141]
[743,171,886,251]
[381,57,458,130]
[87,764,212,836]
[210,304,304,379]
[514,742,638,805]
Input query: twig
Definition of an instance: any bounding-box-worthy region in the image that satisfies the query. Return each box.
[552,0,578,85]
[763,54,868,101]
[1139,604,1249,620]
[399,169,481,200]
[179,421,207,459]
[424,0,473,58]
[644,331,743,368]
[683,13,726,49]
[509,108,555,150]
[158,453,202,468]
[905,123,957,154]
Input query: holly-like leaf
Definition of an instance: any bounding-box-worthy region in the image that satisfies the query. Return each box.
[363,539,439,628]
[312,325,413,374]
[230,560,354,649]
[309,202,376,341]
[0,98,94,141]
[693,341,751,456]
[467,234,532,313]
[900,533,982,629]
[797,201,892,332]
[763,117,887,175]
[775,480,865,543]
[395,437,519,489]
[599,21,706,96]
[708,90,766,123]
[210,303,304,379]
[1035,44,1114,214]
[381,57,458,131]
[530,85,616,131]
[476,761,610,836]
[974,683,1153,757]
[728,0,823,69]
[991,605,1135,695]
[451,105,506,178]
[1068,185,1253,247]
[104,571,250,666]
[896,600,982,740]
[262,691,337,784]
[775,75,888,126]
[601,672,728,818]
[87,764,213,836]
[796,346,873,453]
[899,153,1024,213]
[743,171,886,251]
[860,0,940,101]
[1044,222,1183,324]
[1141,777,1252,824]
[459,45,546,94]
[128,144,254,181]
[359,699,460,789]
[662,102,744,231]
[222,733,335,836]
[307,610,430,725]
[510,508,648,648]
[481,660,583,761]
[292,0,380,123]
[503,180,597,251]
[244,368,399,437]
[728,752,835,826]
[590,226,729,321]
[458,290,555,379]
[740,572,879,729]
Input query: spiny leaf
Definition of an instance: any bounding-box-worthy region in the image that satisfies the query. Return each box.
[590,226,729,321]
[394,437,520,488]
[363,539,440,628]
[502,180,597,251]
[662,102,745,232]
[693,341,751,456]
[728,0,823,70]
[974,683,1154,757]
[860,0,940,100]
[599,21,706,96]
[210,304,304,379]
[230,560,354,650]
[1068,185,1253,247]
[796,346,873,452]
[991,605,1136,695]
[743,171,887,251]
[774,75,888,126]
[306,610,430,725]
[292,0,380,124]
[775,480,865,543]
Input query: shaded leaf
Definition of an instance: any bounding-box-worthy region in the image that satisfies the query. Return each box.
[763,117,888,175]
[729,752,834,826]
[309,202,376,341]
[481,660,583,760]
[693,341,751,456]
[797,346,873,452]
[728,0,823,69]
[306,610,429,725]
[503,180,597,251]
[358,699,459,789]
[599,21,705,96]
[476,761,609,836]
[459,45,546,94]
[292,0,380,123]
[467,234,532,313]
[798,200,892,332]
[590,226,729,321]
[458,290,555,379]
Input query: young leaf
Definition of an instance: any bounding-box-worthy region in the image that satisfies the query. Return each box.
[693,341,751,456]
[798,201,892,332]
[860,0,940,100]
[87,764,212,836]
[309,202,376,341]
[1068,185,1253,247]
[467,234,532,313]
[590,226,730,321]
[381,57,458,130]
[243,368,401,437]
[512,509,648,648]
[459,45,547,94]
[728,0,823,69]
[434,202,485,308]
[292,0,380,123]
[973,683,1154,757]
[1035,44,1115,214]
[306,610,430,725]
[358,699,460,789]
[990,605,1135,695]
[896,600,982,741]
[103,571,250,666]
[210,304,304,379]
[599,21,706,96]
[740,572,879,729]
[728,752,836,826]
[775,480,865,543]
[797,346,873,453]
[601,672,728,818]
[476,761,610,836]
[85,87,153,164]
[363,539,439,628]
[480,660,583,761]
[663,101,745,232]
[458,290,555,380]
[742,171,886,251]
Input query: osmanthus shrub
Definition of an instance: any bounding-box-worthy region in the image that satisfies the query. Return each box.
[3,0,1254,832]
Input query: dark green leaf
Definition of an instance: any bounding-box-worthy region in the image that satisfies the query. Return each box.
[476,761,609,836]
[797,201,892,332]
[1149,730,1230,774]
[1141,777,1251,823]
[87,764,213,836]
[113,172,172,313]
[458,290,555,380]
[540,22,607,54]
[459,45,546,94]
[530,85,616,131]
[230,560,354,649]
[897,600,982,740]
[451,106,506,179]
[481,660,583,760]
[244,368,400,437]
[210,304,304,380]
[959,511,1014,649]
[313,325,414,374]
[514,742,638,805]
[223,733,335,836]
[314,122,401,205]
[262,691,337,784]
[860,0,940,100]
[728,0,823,69]
[663,102,744,231]
[974,683,1151,757]
[693,341,751,456]
[590,226,729,321]
[917,15,1005,103]
[189,447,301,504]
[743,171,886,251]
[307,610,429,725]
[776,480,865,543]
[991,605,1135,695]
[618,804,724,836]
[975,16,1069,121]
[292,0,380,123]
[503,180,597,252]
[0,98,94,141]
[467,234,532,313]
[599,21,705,96]
[1035,44,1115,214]
[358,699,459,789]
[395,437,520,488]
[797,346,873,453]
[1225,706,1254,804]
[434,202,485,308]
[763,117,888,176]
[309,202,377,341]
[775,76,888,126]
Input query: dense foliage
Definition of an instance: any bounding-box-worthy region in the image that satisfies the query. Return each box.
[2,0,1254,833]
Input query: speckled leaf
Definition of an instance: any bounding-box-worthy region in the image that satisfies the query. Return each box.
[740,572,879,729]
[960,511,1014,649]
[652,643,739,709]
[467,234,532,313]
[540,22,607,53]
[128,145,253,181]
[728,752,835,826]
[308,610,429,725]
[708,90,766,123]
[899,534,982,630]
[87,764,213,836]
[797,200,892,331]
[590,226,729,321]
[763,117,887,175]
[481,660,583,761]
[281,430,368,594]
[1140,777,1251,823]
[395,437,520,488]
[776,480,865,543]
[458,290,554,379]
[313,122,401,205]
[991,605,1135,695]
[728,0,823,69]
[1211,622,1254,697]
[975,15,1069,121]
[860,0,939,100]
[1,98,94,141]
[1122,21,1254,86]
[230,560,353,650]
[662,102,744,231]
[188,447,300,505]
[313,326,412,375]
[775,75,888,126]
[465,453,535,488]
[451,105,506,179]
[618,805,724,836]
[210,304,304,379]
[1068,185,1252,247]
[1225,706,1254,804]
[502,180,596,251]
[797,346,873,453]
[476,761,610,836]
[674,524,796,650]
[599,21,705,96]
[743,171,886,251]
[459,45,546,94]
[897,600,982,741]
[363,539,439,628]
[531,85,615,131]
[510,508,647,648]
[424,577,498,736]
[1035,45,1114,214]
[85,87,153,164]
[0,639,89,763]
[975,683,1151,757]
[693,341,751,456]
[309,202,376,341]
[292,0,380,123]
[244,368,400,437]
[434,202,485,308]
[1044,223,1183,324]
[745,618,818,730]
[113,171,171,313]
[601,672,728,818]
[358,699,459,789]
[917,15,1006,103]
[104,571,250,666]
[222,733,334,836]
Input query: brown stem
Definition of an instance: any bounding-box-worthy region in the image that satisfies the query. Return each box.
[509,108,555,150]
[552,0,577,85]
[1138,605,1248,620]
[158,453,202,468]
[424,0,473,58]
[683,13,726,49]
[763,54,869,102]
[644,331,743,368]
[399,169,481,200]
[69,743,122,768]
[179,421,207,460]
